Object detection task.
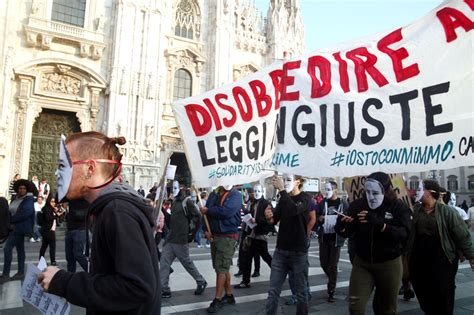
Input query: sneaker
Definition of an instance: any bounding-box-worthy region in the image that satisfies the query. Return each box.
[207,298,222,313]
[10,273,24,281]
[327,293,336,303]
[234,281,250,289]
[205,244,211,248]
[403,289,415,301]
[251,271,260,278]
[221,294,236,305]
[195,281,208,295]
[161,290,171,298]
[233,271,242,277]
[29,238,36,243]
[285,296,297,305]
[0,275,10,285]
[197,244,203,248]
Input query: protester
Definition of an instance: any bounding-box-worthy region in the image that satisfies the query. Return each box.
[316,181,348,302]
[0,179,35,284]
[234,183,273,289]
[38,194,57,266]
[200,185,241,313]
[160,180,207,298]
[335,172,411,315]
[442,190,470,225]
[65,199,89,272]
[468,205,474,230]
[37,131,160,314]
[408,179,474,315]
[264,174,315,315]
[137,185,145,197]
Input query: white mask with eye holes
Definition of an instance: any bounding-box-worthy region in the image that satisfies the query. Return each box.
[325,183,334,199]
[283,174,295,193]
[223,185,233,191]
[172,181,180,198]
[365,179,385,210]
[56,135,73,203]
[415,181,424,203]
[253,184,263,200]
[448,193,456,207]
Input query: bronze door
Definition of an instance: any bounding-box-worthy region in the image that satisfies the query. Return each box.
[28,109,81,194]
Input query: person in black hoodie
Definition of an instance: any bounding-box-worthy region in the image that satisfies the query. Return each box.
[38,131,160,315]
[335,172,411,315]
[38,194,58,266]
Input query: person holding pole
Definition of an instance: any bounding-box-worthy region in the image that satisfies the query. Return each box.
[199,185,242,313]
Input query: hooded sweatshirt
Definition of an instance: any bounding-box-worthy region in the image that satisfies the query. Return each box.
[48,183,161,315]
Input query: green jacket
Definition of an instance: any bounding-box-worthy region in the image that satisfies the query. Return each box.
[408,202,474,262]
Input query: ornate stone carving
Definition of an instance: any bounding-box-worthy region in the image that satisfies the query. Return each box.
[40,73,81,96]
[145,124,154,148]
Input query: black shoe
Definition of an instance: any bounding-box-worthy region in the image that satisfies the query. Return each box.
[233,271,242,277]
[161,290,171,298]
[207,298,222,313]
[10,273,24,281]
[234,281,251,289]
[195,281,208,295]
[51,261,57,266]
[327,291,336,303]
[222,294,236,305]
[251,271,260,277]
[403,289,415,301]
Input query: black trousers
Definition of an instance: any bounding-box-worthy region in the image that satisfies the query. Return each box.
[409,235,458,315]
[39,230,56,264]
[241,238,272,284]
[237,230,260,272]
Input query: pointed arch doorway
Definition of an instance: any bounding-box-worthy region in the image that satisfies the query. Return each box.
[28,108,81,193]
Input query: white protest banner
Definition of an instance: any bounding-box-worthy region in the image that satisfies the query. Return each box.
[274,0,473,177]
[172,62,283,187]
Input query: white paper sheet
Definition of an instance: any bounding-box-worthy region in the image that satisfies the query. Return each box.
[21,259,71,315]
[242,213,257,229]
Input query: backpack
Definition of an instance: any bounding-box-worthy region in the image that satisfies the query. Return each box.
[182,197,201,243]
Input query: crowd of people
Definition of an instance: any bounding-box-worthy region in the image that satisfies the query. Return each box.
[0,131,473,315]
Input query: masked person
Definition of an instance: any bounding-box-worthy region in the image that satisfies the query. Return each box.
[408,179,474,315]
[160,180,207,298]
[316,181,348,302]
[234,183,273,289]
[264,174,315,315]
[442,190,470,225]
[37,132,161,315]
[200,185,242,313]
[335,172,411,315]
[0,179,35,284]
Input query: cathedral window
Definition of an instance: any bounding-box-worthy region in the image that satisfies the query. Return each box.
[173,69,192,100]
[174,0,199,40]
[51,0,86,27]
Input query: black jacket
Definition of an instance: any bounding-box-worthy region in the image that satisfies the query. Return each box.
[335,197,411,263]
[49,189,161,315]
[248,198,273,236]
[39,205,56,234]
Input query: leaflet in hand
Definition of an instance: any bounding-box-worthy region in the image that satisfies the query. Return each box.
[242,213,257,229]
[21,258,71,315]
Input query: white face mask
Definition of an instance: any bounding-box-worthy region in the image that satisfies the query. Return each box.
[253,185,263,200]
[223,185,233,191]
[325,183,333,199]
[365,179,385,210]
[56,135,73,202]
[448,193,456,207]
[283,174,295,193]
[415,182,424,203]
[172,181,180,198]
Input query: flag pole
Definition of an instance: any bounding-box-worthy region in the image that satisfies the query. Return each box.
[193,185,213,242]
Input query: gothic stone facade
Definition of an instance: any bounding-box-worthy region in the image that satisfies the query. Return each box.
[0,0,305,195]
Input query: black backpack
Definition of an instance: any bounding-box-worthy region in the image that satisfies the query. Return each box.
[182,197,201,243]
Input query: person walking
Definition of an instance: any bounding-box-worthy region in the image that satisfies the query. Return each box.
[234,183,273,289]
[408,179,474,315]
[160,180,207,298]
[200,185,242,313]
[0,179,35,284]
[335,172,411,315]
[264,174,315,315]
[38,194,57,266]
[316,181,348,302]
[37,132,161,314]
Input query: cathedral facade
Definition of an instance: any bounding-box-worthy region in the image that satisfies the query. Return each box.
[0,0,305,194]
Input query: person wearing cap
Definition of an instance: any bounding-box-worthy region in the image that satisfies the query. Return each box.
[408,179,474,315]
[335,172,411,315]
[0,179,35,284]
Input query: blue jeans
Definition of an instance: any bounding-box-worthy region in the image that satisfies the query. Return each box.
[266,248,308,315]
[2,233,26,276]
[65,229,88,272]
